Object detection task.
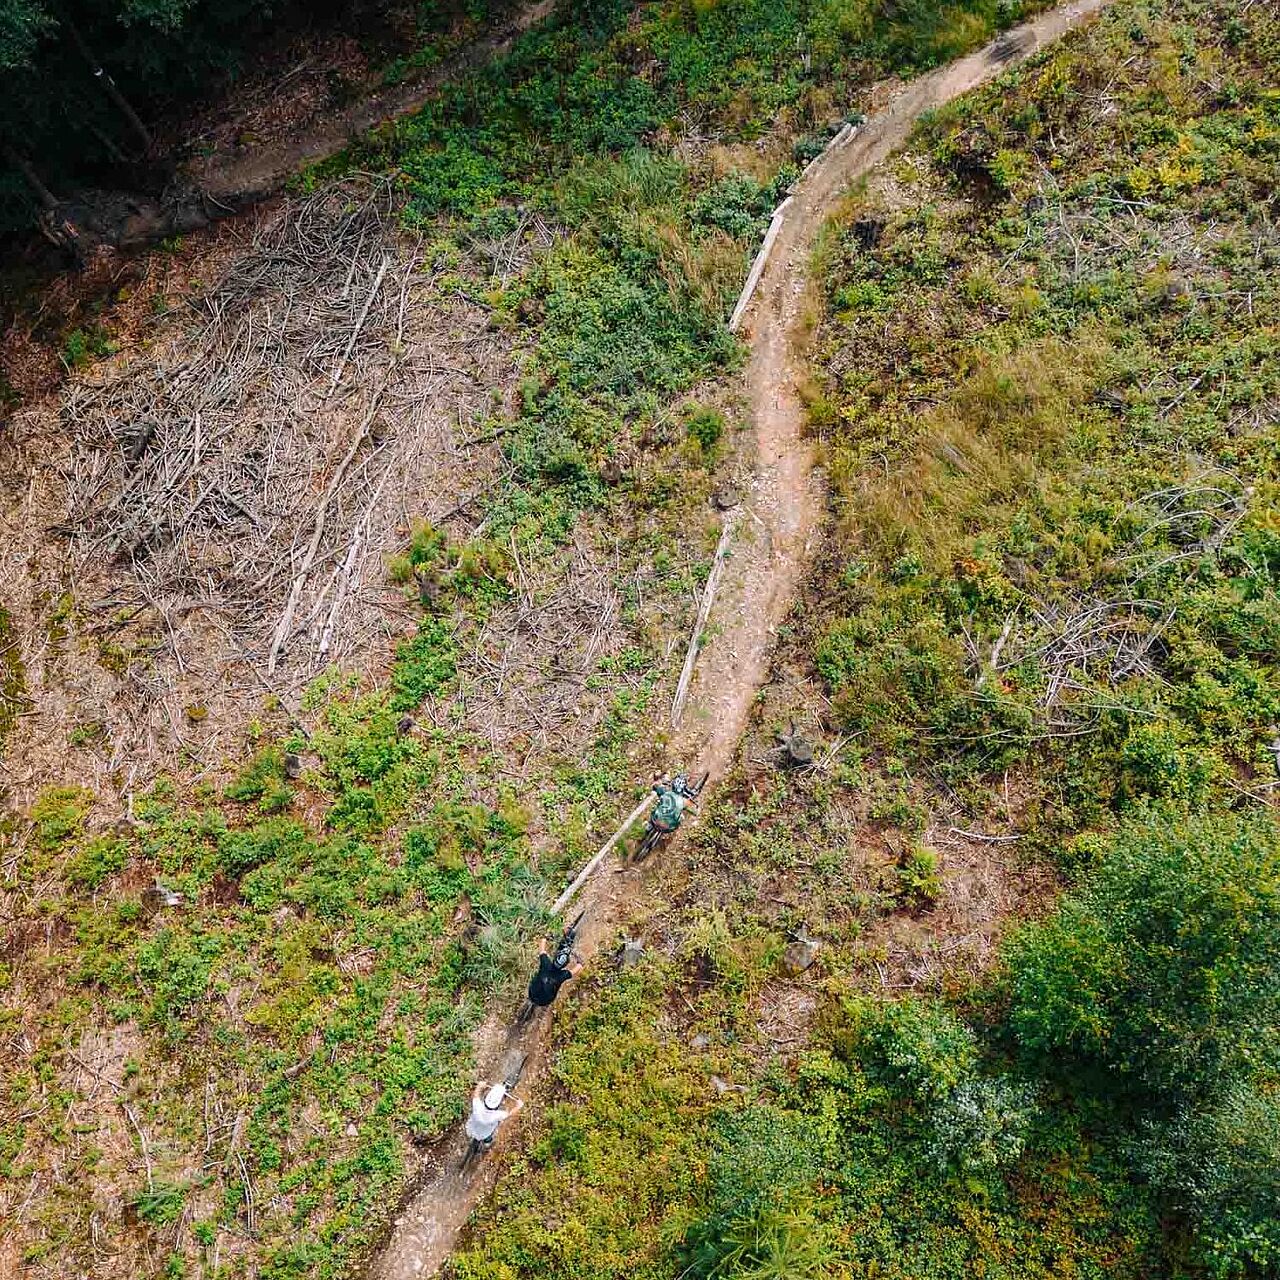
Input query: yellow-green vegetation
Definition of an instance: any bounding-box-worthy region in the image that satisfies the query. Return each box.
[454,3,1280,1279]
[0,602,27,750]
[454,964,717,1280]
[3,597,672,1276]
[806,0,1280,844]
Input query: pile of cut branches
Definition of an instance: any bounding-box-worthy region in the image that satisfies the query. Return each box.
[58,179,515,688]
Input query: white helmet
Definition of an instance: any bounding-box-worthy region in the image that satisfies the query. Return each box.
[484,1083,507,1110]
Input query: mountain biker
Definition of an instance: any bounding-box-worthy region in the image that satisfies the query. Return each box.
[465,1080,523,1150]
[526,936,582,1011]
[651,773,694,833]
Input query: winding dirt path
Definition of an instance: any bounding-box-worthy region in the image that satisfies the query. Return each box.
[368,2,1115,1275]
[193,0,556,205]
[687,0,1115,776]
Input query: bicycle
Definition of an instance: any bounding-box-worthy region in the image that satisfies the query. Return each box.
[634,770,708,863]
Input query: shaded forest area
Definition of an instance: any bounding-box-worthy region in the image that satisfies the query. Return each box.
[0,0,502,239]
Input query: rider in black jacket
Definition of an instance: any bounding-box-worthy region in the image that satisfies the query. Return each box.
[526,936,582,1010]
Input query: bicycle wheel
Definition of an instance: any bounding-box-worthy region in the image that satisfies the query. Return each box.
[634,825,663,864]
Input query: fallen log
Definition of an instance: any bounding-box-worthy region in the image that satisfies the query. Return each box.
[550,791,656,915]
[671,515,736,726]
[728,198,792,332]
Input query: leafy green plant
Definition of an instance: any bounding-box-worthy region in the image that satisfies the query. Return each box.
[225,747,292,813]
[690,173,775,239]
[391,618,457,711]
[1116,722,1219,810]
[60,325,115,370]
[688,1200,833,1280]
[1133,1081,1280,1275]
[924,1074,1037,1176]
[1006,810,1280,1111]
[894,844,942,910]
[130,1181,187,1226]
[65,834,128,890]
[836,996,978,1103]
[680,907,742,986]
[681,1105,827,1279]
[686,404,726,455]
[218,816,311,876]
[135,927,225,1030]
[30,786,92,853]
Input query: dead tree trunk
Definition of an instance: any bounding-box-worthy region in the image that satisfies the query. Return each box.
[4,145,58,211]
[62,14,154,155]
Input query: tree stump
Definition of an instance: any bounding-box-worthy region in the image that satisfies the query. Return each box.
[777,719,815,767]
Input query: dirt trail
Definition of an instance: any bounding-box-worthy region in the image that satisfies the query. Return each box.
[368,2,1115,1276]
[687,0,1115,778]
[192,0,556,204]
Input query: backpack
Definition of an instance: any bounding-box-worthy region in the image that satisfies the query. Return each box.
[652,790,683,830]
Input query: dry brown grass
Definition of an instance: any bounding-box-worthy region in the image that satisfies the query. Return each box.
[834,334,1108,570]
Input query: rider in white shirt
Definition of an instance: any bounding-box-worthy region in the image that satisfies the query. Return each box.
[465,1080,523,1147]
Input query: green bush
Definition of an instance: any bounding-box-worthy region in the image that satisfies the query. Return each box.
[404,825,470,902]
[65,834,128,890]
[135,927,224,1028]
[1117,722,1219,810]
[817,600,967,748]
[894,844,943,910]
[679,1106,827,1280]
[874,0,1021,72]
[686,405,726,454]
[809,0,875,68]
[408,521,447,569]
[60,325,115,370]
[836,996,978,1103]
[403,138,506,217]
[30,786,92,851]
[690,173,774,239]
[1134,1082,1280,1276]
[130,1181,187,1226]
[703,1105,822,1220]
[391,618,458,711]
[924,1074,1037,1176]
[1005,810,1280,1109]
[218,817,311,876]
[226,747,292,813]
[685,1201,833,1280]
[1002,806,1280,1269]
